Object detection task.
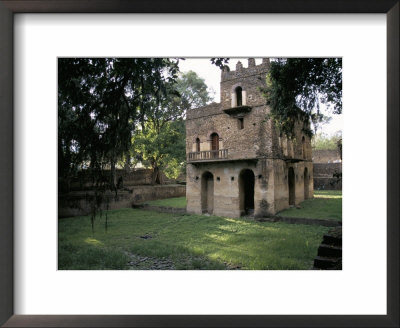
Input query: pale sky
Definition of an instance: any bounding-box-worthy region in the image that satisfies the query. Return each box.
[178,58,343,137]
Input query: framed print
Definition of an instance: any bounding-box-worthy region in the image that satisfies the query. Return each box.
[1,1,398,327]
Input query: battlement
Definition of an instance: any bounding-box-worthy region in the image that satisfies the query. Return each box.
[220,58,271,108]
[221,58,270,82]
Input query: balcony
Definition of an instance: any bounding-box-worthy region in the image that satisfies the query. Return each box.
[188,149,228,162]
[223,105,252,117]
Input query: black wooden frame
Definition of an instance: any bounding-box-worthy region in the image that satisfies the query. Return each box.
[0,1,398,327]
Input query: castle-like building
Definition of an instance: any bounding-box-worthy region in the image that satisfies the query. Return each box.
[186,58,313,218]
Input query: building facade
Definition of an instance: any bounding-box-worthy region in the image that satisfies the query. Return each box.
[186,58,313,218]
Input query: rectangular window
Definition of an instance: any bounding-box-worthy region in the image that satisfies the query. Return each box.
[238,118,244,130]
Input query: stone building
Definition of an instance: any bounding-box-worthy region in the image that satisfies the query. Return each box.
[186,58,313,218]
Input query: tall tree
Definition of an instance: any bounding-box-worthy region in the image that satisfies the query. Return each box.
[175,71,214,110]
[58,58,180,191]
[132,71,212,184]
[263,58,342,137]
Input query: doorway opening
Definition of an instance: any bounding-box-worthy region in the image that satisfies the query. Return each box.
[239,169,255,216]
[201,171,214,214]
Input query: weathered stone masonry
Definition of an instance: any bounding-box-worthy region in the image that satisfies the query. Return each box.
[186,58,313,218]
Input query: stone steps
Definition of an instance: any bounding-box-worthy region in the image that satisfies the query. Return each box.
[323,234,342,247]
[313,256,342,270]
[317,244,342,258]
[313,227,342,270]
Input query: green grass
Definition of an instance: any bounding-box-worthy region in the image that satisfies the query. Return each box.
[59,208,330,270]
[277,190,342,221]
[146,197,187,208]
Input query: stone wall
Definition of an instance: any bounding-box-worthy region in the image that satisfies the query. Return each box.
[312,149,341,163]
[186,107,311,163]
[273,160,314,213]
[185,58,314,218]
[69,168,185,191]
[59,184,186,218]
[186,104,274,160]
[186,159,313,218]
[220,59,270,108]
[313,163,342,190]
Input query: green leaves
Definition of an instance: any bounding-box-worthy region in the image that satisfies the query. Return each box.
[131,70,212,181]
[263,58,342,137]
[175,71,213,110]
[58,58,182,189]
[133,120,186,180]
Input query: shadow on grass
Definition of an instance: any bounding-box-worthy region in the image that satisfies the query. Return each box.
[58,209,330,270]
[277,190,342,221]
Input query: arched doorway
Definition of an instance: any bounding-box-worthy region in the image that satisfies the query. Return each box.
[288,167,295,206]
[304,167,309,200]
[201,171,214,214]
[235,86,243,106]
[210,133,219,158]
[239,169,255,216]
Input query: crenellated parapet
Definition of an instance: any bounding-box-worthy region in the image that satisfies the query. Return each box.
[221,58,270,82]
[220,58,271,108]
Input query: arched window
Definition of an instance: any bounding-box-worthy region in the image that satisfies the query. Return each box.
[235,86,242,106]
[302,136,306,159]
[211,133,219,151]
[196,138,200,152]
[210,133,219,158]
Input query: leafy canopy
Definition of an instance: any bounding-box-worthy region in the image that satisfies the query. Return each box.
[58,58,180,189]
[312,131,342,150]
[263,58,342,137]
[132,70,212,181]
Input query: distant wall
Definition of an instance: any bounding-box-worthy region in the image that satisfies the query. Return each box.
[59,184,186,218]
[312,149,341,163]
[68,168,186,191]
[313,163,342,190]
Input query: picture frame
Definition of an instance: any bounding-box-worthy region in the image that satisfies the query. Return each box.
[0,0,398,327]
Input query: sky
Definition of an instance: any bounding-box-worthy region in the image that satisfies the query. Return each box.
[178,58,343,137]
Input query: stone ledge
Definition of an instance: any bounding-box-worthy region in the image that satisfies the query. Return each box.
[138,204,187,215]
[257,215,341,227]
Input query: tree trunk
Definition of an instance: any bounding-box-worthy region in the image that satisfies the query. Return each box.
[110,157,117,191]
[124,153,131,172]
[151,165,163,185]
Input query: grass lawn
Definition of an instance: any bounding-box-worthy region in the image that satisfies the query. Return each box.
[146,197,186,208]
[59,209,330,270]
[278,190,342,221]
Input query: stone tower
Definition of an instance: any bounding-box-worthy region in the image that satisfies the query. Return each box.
[186,58,313,218]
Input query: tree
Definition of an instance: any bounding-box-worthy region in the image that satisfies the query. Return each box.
[211,58,230,70]
[175,71,214,110]
[58,58,180,191]
[312,131,342,151]
[132,71,212,183]
[263,58,342,137]
[133,119,186,184]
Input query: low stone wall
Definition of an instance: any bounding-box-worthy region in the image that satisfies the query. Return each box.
[138,204,187,215]
[130,184,186,204]
[312,149,341,163]
[314,177,342,191]
[313,163,342,190]
[59,184,186,218]
[69,169,186,191]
